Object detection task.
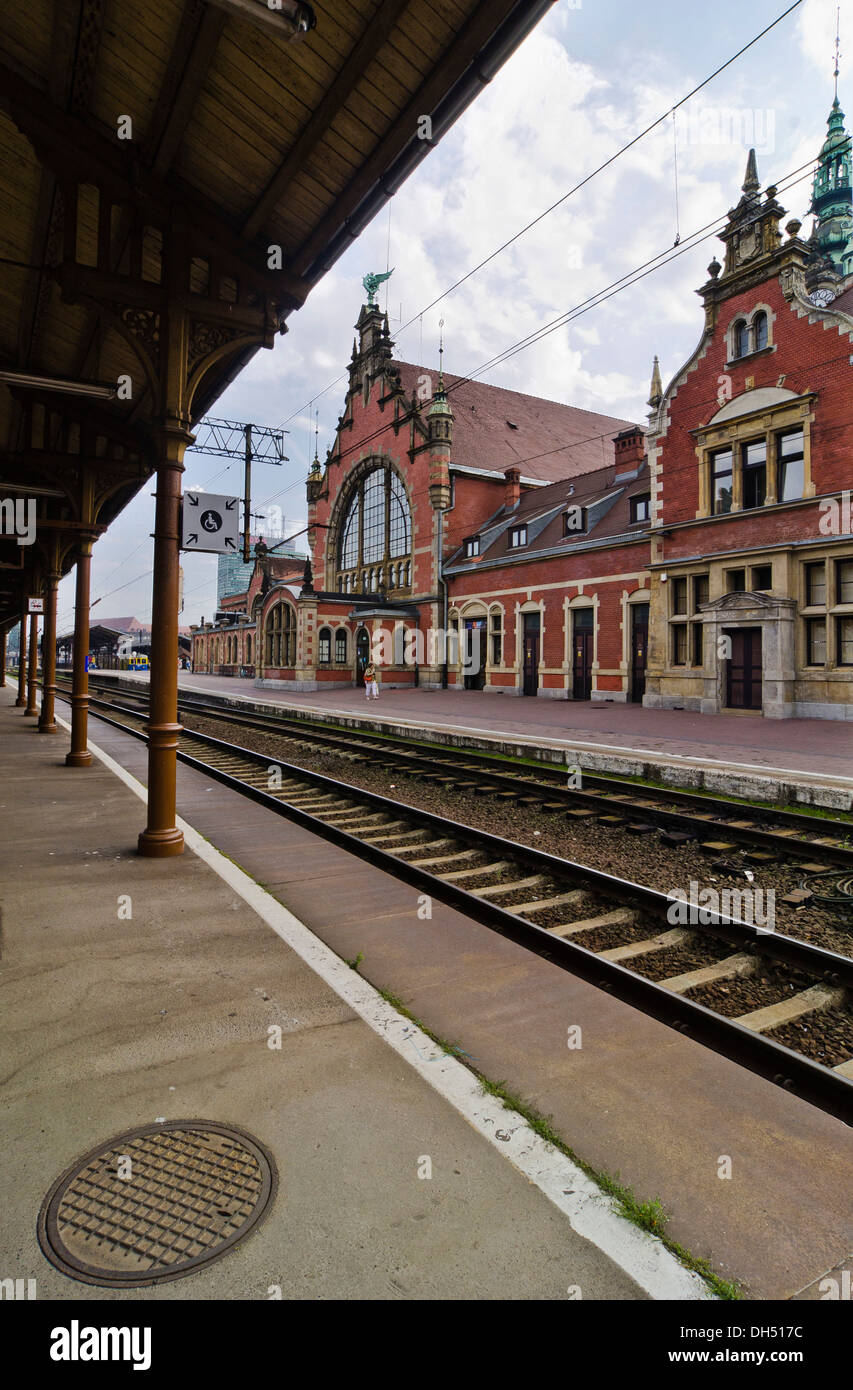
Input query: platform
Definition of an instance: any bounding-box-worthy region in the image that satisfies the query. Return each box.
[101,671,853,809]
[0,687,695,1302]
[3,684,853,1300]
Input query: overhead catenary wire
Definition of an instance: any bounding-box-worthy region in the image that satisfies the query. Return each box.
[254,156,819,514]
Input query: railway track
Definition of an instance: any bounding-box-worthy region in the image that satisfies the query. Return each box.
[54,682,853,1126]
[64,675,853,870]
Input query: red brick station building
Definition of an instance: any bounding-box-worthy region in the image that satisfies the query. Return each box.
[192,105,853,720]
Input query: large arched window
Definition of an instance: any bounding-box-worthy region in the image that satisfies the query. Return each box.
[265,603,295,667]
[318,627,332,664]
[336,465,412,594]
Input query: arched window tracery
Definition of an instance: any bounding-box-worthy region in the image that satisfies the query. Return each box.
[336,464,412,594]
[265,603,295,667]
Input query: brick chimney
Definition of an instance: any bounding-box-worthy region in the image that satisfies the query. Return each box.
[613,426,645,471]
[504,466,521,509]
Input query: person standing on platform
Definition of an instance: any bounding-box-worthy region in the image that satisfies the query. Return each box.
[364,661,380,701]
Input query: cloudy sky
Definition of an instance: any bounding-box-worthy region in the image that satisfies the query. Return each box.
[56,0,847,633]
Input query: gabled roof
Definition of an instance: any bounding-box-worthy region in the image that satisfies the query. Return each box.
[447,458,651,568]
[393,362,640,483]
[95,616,148,632]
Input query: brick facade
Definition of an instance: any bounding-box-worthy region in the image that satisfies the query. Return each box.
[192,143,853,720]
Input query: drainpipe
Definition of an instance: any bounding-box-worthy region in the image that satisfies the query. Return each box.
[438,509,448,689]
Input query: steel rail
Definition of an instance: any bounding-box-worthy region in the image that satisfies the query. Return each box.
[122,682,853,864]
[49,674,853,868]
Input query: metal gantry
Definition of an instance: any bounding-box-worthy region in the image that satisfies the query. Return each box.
[186,417,289,561]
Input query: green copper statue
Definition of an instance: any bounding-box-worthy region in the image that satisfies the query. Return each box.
[363,268,394,305]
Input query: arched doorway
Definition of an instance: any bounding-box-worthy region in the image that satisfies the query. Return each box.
[572,608,593,700]
[522,612,540,696]
[629,603,649,703]
[356,627,370,683]
[463,617,486,690]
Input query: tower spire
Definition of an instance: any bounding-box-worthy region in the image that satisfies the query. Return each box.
[648,355,662,409]
[808,22,853,279]
[834,3,841,102]
[438,316,445,393]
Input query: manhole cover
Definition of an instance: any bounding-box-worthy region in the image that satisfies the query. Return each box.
[37,1120,277,1287]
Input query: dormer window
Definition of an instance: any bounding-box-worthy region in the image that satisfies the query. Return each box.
[563,505,587,535]
[508,525,527,548]
[629,493,651,523]
[464,536,480,558]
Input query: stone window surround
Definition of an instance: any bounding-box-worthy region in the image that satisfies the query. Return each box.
[665,567,709,669]
[798,553,853,670]
[693,393,815,518]
[724,302,775,365]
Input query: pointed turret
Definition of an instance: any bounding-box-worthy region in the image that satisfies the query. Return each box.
[742,147,760,195]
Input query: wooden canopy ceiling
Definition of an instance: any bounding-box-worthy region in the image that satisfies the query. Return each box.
[0,0,554,628]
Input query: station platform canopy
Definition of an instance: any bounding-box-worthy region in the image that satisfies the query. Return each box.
[0,0,555,629]
[0,0,554,853]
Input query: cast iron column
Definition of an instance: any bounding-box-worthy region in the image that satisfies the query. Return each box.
[137,425,189,857]
[0,628,6,688]
[15,609,27,706]
[25,608,39,716]
[38,556,60,733]
[66,538,94,765]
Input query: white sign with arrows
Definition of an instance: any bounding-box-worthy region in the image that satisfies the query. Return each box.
[181,492,240,553]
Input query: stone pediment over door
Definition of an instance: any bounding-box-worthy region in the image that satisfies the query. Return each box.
[700,591,796,616]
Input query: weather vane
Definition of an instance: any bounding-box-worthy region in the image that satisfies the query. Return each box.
[362,268,394,305]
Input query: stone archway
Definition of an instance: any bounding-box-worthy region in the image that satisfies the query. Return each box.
[697,591,796,718]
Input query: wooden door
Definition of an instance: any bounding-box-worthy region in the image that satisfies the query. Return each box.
[726,628,762,710]
[356,627,370,682]
[464,618,486,690]
[572,610,593,700]
[630,604,649,703]
[522,613,540,696]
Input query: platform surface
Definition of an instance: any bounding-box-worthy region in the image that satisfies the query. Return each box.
[0,689,671,1302]
[3,686,853,1300]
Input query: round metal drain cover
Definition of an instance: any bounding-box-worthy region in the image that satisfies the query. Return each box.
[38,1120,277,1287]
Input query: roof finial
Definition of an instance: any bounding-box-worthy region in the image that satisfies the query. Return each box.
[438,317,445,392]
[742,147,760,194]
[313,409,319,465]
[648,354,663,409]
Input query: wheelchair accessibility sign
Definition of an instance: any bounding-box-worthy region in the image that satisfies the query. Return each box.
[181,493,240,553]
